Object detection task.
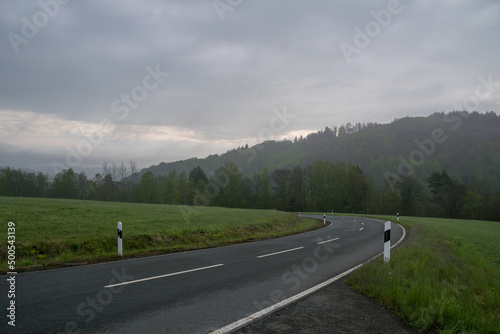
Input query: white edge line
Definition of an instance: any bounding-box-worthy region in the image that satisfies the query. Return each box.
[104,263,224,288]
[391,223,406,249]
[256,246,304,258]
[316,237,340,245]
[209,223,406,334]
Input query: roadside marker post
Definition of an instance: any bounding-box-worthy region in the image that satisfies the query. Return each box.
[323,214,326,225]
[384,221,391,263]
[118,222,123,257]
[397,212,400,222]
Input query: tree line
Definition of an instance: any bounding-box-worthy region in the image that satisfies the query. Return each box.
[1,160,499,221]
[0,161,138,202]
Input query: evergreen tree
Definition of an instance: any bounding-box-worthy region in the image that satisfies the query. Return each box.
[345,163,368,213]
[428,170,466,218]
[289,165,306,211]
[399,176,421,215]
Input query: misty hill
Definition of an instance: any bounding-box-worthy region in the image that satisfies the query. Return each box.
[140,111,500,190]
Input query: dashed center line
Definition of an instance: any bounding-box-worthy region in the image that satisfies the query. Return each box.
[317,237,340,245]
[257,246,305,258]
[104,263,224,288]
[359,227,364,231]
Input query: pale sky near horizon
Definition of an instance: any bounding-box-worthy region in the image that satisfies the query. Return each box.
[1,0,499,176]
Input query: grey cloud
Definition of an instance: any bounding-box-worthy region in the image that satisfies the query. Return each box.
[0,0,499,171]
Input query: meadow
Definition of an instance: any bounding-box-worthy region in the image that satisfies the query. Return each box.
[348,215,500,334]
[0,197,318,271]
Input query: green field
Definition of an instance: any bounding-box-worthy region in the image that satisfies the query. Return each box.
[0,197,318,272]
[348,215,500,334]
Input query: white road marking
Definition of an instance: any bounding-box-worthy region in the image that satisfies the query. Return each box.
[317,237,340,245]
[210,266,360,333]
[103,263,224,288]
[257,246,304,258]
[209,223,407,334]
[359,227,364,231]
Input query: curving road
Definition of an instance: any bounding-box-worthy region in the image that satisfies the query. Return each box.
[1,215,404,333]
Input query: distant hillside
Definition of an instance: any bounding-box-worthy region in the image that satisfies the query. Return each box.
[139,111,500,190]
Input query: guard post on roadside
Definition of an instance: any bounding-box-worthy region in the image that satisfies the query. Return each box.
[384,221,391,263]
[118,222,123,257]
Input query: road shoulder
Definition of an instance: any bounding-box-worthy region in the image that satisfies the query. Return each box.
[235,276,432,334]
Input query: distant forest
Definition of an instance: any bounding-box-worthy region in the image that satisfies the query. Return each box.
[1,111,499,221]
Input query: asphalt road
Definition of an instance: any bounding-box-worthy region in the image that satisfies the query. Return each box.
[1,215,403,334]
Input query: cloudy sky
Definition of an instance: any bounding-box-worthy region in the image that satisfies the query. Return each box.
[1,0,499,176]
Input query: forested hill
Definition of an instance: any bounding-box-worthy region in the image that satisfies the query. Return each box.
[140,111,500,189]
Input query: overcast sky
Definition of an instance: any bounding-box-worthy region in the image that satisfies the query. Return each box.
[1,0,499,176]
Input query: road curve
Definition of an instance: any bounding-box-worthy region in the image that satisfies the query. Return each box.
[0,215,404,333]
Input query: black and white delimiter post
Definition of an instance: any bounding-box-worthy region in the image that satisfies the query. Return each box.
[117,222,123,257]
[323,214,326,225]
[384,221,391,263]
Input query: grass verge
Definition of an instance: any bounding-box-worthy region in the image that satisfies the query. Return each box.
[348,215,500,334]
[0,197,320,273]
